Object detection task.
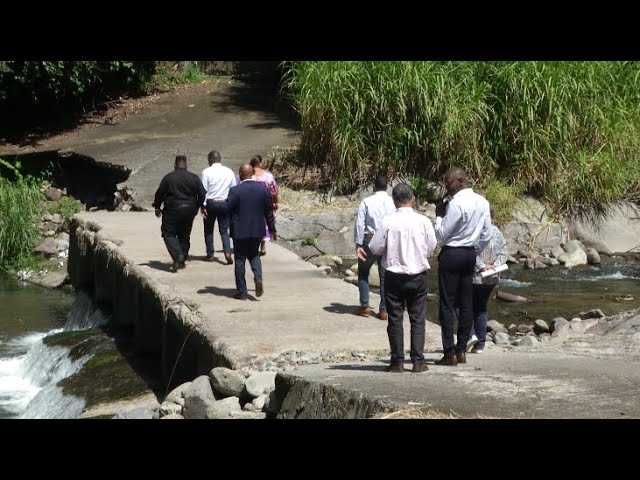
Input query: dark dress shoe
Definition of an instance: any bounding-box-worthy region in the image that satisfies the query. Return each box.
[385,362,404,373]
[225,253,234,265]
[171,261,181,272]
[203,255,215,262]
[456,353,466,364]
[412,361,429,373]
[255,280,264,297]
[233,292,247,300]
[435,355,458,366]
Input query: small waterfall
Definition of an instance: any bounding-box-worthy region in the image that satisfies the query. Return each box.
[63,290,111,331]
[21,385,85,419]
[0,289,113,418]
[17,342,88,388]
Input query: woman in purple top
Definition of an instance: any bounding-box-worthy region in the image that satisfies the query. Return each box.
[249,155,279,256]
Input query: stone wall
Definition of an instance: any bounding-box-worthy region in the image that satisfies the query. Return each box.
[68,217,230,389]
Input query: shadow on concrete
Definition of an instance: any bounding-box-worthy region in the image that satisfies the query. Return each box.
[323,302,361,315]
[325,363,392,373]
[140,261,174,273]
[208,65,301,133]
[197,285,258,302]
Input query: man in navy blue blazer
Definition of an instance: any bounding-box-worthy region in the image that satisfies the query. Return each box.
[226,163,277,300]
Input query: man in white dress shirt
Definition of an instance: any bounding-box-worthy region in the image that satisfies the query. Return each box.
[201,150,237,264]
[368,183,437,373]
[354,175,397,320]
[434,167,492,366]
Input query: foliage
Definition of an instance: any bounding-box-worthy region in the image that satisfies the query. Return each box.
[283,61,640,218]
[0,158,44,270]
[0,61,156,128]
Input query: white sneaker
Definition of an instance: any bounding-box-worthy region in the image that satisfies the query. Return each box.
[471,347,483,354]
[466,334,478,352]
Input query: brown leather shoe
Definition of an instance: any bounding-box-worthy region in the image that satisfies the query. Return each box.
[225,253,234,265]
[203,255,215,262]
[456,352,467,364]
[376,311,388,321]
[385,362,404,373]
[354,306,375,316]
[435,355,458,366]
[412,361,429,373]
[255,280,264,297]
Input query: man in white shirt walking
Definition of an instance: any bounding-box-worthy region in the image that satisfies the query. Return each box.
[201,150,237,264]
[369,183,437,373]
[434,167,492,366]
[354,175,397,320]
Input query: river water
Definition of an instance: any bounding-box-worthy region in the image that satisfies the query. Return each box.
[0,275,107,419]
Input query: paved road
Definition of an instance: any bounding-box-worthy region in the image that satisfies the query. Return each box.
[47,80,299,208]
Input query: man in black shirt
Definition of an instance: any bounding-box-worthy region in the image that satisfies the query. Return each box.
[153,155,206,272]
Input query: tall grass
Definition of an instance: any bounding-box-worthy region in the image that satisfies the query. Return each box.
[0,158,43,271]
[283,61,640,219]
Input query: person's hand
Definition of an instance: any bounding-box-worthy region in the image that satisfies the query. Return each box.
[435,201,447,218]
[270,231,278,241]
[356,246,367,262]
[155,208,162,218]
[201,206,208,219]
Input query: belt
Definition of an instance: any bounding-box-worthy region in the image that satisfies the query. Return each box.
[442,245,475,250]
[364,233,374,239]
[207,199,226,203]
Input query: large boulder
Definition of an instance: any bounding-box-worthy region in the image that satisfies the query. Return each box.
[568,202,640,254]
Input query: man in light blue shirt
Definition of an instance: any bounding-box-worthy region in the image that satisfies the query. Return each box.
[354,175,396,319]
[434,167,492,366]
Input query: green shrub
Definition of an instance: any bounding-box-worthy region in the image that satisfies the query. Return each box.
[0,159,44,270]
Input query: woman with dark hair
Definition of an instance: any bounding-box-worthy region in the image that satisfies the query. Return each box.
[467,215,508,354]
[249,155,279,256]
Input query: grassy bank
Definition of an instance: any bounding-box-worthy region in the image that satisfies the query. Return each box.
[283,61,640,220]
[0,159,44,271]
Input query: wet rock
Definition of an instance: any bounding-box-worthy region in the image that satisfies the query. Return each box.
[580,308,605,320]
[558,249,588,268]
[550,245,565,258]
[533,319,550,335]
[586,248,601,265]
[563,239,585,254]
[540,256,560,266]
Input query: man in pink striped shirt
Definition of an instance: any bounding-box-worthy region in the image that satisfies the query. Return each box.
[368,183,437,373]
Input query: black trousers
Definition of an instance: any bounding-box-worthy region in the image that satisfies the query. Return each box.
[161,205,197,262]
[438,246,477,356]
[384,270,428,364]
